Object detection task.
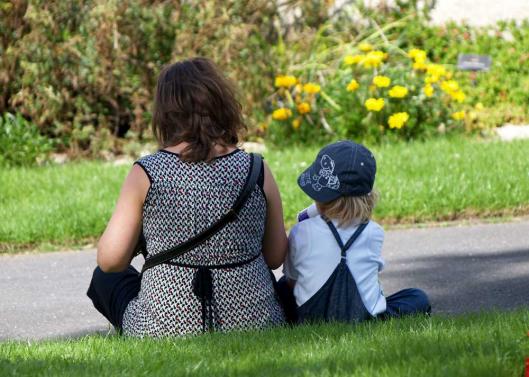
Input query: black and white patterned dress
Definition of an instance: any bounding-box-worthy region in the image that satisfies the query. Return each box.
[122,149,285,337]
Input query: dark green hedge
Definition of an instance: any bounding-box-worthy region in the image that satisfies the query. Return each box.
[0,0,281,154]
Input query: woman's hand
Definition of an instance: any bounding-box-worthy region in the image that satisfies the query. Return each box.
[262,162,288,269]
[97,164,150,272]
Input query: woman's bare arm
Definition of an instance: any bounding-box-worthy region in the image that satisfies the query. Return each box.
[97,164,149,272]
[261,161,288,269]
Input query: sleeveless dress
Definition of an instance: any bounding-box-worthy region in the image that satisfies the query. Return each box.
[122,149,285,337]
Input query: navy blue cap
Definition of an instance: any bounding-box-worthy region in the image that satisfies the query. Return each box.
[297,140,376,202]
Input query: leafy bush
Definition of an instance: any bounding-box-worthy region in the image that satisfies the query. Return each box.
[267,44,467,143]
[0,113,52,167]
[2,0,529,151]
[394,19,529,130]
[264,3,529,143]
[0,0,279,154]
[0,0,439,153]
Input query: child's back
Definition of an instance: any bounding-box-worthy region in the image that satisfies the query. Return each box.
[284,215,387,317]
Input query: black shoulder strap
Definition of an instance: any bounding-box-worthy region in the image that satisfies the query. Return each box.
[141,153,263,274]
[325,219,369,256]
[325,219,345,250]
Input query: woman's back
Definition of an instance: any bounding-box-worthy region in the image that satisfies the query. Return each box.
[122,149,285,336]
[89,57,288,337]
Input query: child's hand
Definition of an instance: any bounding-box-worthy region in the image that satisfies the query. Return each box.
[297,203,319,222]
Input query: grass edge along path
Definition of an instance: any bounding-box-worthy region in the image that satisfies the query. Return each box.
[1,310,529,377]
[2,137,529,253]
[3,212,529,255]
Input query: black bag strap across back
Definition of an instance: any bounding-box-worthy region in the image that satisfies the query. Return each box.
[325,219,369,257]
[140,153,263,274]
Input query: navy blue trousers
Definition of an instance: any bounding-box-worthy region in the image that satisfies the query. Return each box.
[382,288,431,318]
[86,265,141,331]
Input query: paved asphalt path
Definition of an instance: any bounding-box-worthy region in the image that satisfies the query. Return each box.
[1,219,528,341]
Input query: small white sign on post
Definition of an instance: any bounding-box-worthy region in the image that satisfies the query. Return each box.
[457,54,492,72]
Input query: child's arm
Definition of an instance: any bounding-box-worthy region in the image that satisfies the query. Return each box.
[282,224,303,286]
[297,203,319,222]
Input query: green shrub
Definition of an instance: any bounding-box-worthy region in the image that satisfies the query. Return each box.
[391,18,529,130]
[0,113,52,167]
[264,7,529,143]
[267,43,468,144]
[3,1,529,151]
[0,0,280,154]
[0,0,437,153]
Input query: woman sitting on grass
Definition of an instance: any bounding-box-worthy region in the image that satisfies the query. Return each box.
[87,57,287,336]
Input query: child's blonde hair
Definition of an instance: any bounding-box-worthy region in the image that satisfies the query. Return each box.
[316,190,379,227]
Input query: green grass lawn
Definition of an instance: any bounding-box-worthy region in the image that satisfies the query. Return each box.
[2,137,529,252]
[1,311,528,377]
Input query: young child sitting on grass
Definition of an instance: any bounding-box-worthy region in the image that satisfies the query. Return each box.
[282,140,431,323]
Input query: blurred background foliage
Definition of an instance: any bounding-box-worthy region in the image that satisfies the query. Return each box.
[1,0,279,158]
[1,0,529,165]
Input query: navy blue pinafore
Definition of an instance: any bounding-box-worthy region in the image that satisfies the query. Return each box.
[297,220,373,323]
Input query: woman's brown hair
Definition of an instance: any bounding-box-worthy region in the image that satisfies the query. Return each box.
[152,57,246,162]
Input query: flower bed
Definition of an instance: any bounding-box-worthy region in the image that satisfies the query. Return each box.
[267,43,468,143]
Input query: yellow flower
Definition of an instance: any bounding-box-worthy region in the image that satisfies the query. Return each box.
[344,54,363,65]
[303,82,321,94]
[388,112,410,129]
[292,118,301,129]
[346,79,360,92]
[361,51,385,68]
[388,85,408,98]
[359,42,373,52]
[452,111,465,120]
[441,80,460,94]
[408,48,427,63]
[297,102,311,114]
[373,75,391,88]
[423,84,434,97]
[426,64,447,77]
[364,98,385,112]
[272,108,292,120]
[274,75,297,88]
[451,90,466,103]
[413,61,427,71]
[415,53,427,64]
[425,75,440,84]
[257,122,268,132]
